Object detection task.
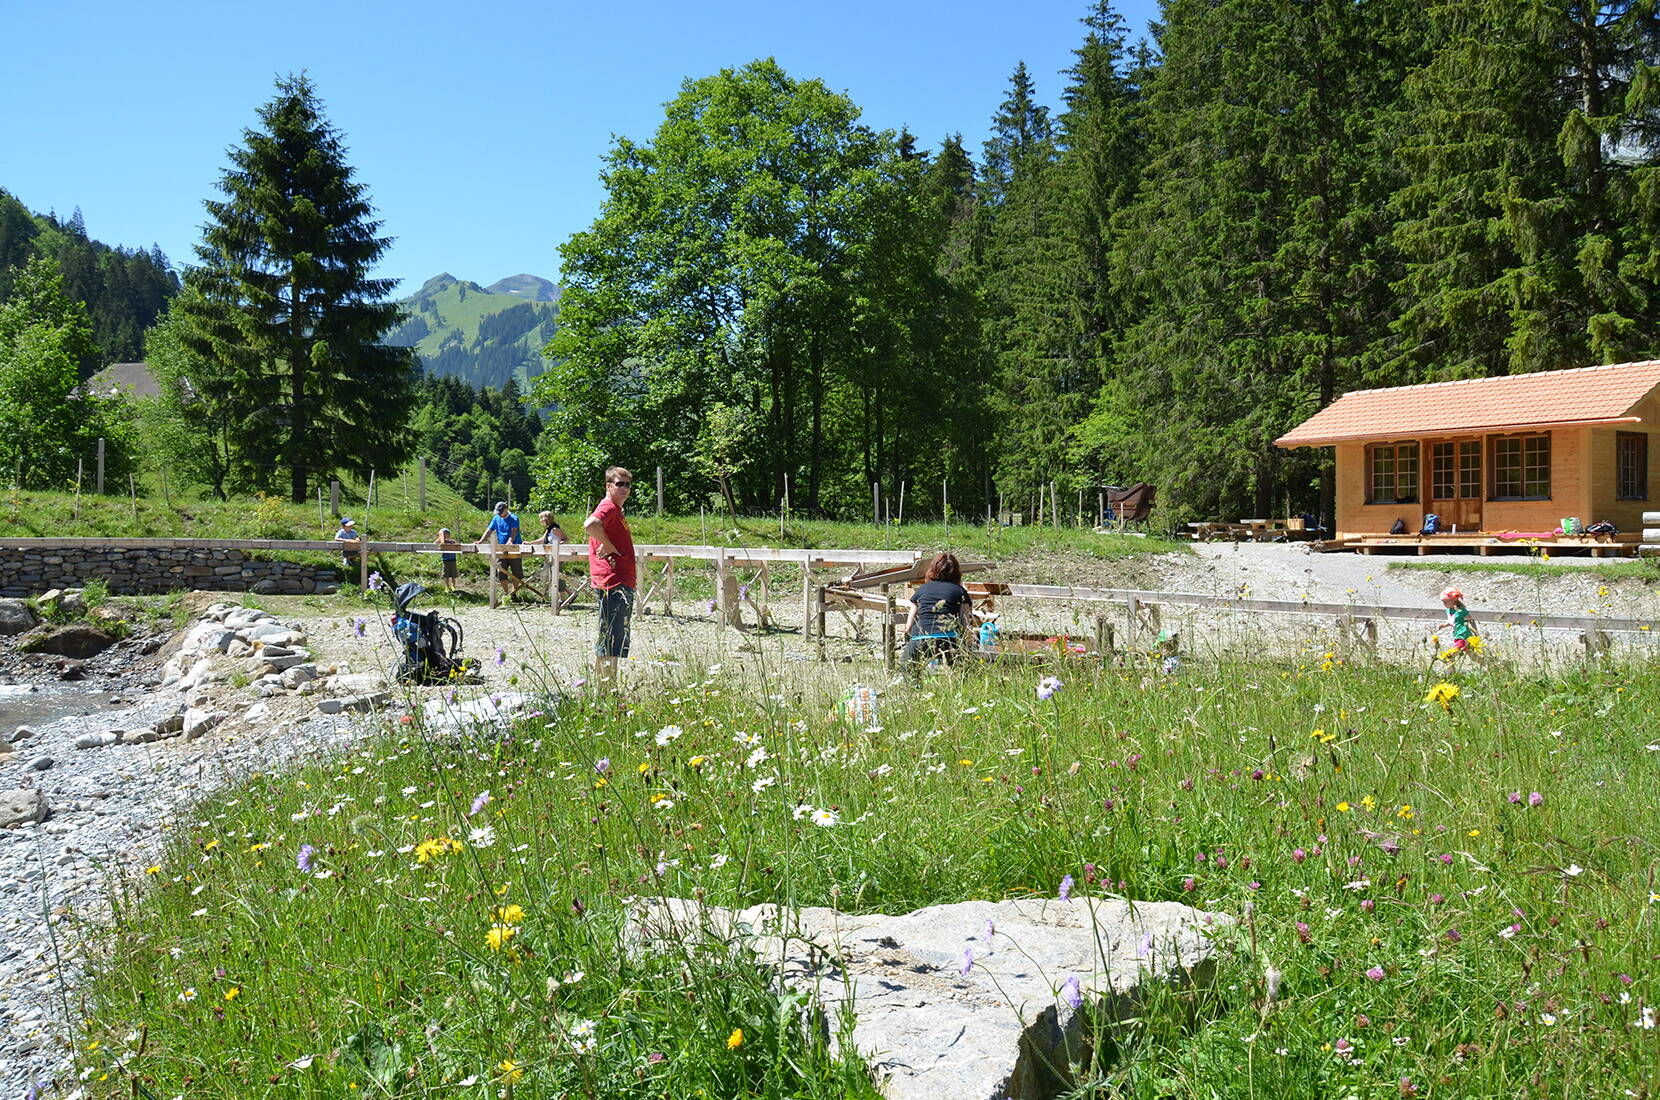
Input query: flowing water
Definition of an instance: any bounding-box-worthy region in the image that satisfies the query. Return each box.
[0,682,115,732]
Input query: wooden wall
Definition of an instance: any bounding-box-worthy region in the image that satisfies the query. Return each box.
[1333,427,1611,537]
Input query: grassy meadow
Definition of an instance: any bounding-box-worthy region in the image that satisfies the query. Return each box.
[0,470,1179,559]
[68,646,1659,1098]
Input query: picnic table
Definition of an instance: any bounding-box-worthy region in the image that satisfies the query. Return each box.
[1187,519,1298,542]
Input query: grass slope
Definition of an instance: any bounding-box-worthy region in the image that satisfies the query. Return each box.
[394,275,557,389]
[1389,560,1659,582]
[71,656,1660,1096]
[0,482,1180,560]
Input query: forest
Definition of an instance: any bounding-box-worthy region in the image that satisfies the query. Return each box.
[7,2,1660,525]
[536,0,1660,524]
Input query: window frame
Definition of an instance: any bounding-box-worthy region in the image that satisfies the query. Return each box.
[1366,440,1420,505]
[1490,432,1551,501]
[1617,431,1648,501]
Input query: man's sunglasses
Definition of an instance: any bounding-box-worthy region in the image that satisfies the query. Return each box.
[611,480,632,488]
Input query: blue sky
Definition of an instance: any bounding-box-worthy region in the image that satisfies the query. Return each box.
[2,0,1160,295]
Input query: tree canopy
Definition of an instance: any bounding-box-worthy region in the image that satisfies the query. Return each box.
[169,73,415,502]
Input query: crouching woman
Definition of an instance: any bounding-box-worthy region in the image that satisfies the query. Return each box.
[902,552,972,670]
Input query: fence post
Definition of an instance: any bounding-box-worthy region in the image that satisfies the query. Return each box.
[656,466,664,517]
[549,539,561,615]
[128,473,138,522]
[75,460,82,519]
[359,536,370,592]
[488,540,499,608]
[418,457,427,510]
[883,592,897,670]
[872,482,880,525]
[815,585,827,661]
[801,555,814,639]
[96,437,105,495]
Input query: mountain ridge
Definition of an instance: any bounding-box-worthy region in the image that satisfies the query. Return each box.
[388,272,560,390]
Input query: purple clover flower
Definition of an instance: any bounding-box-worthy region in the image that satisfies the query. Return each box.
[297,844,316,874]
[1292,848,1307,863]
[1365,965,1386,981]
[1062,976,1082,1010]
[469,790,492,816]
[960,948,974,976]
[1059,874,1074,901]
[595,757,611,775]
[1528,791,1544,806]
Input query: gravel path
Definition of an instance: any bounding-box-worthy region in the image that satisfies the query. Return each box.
[2,546,1655,1095]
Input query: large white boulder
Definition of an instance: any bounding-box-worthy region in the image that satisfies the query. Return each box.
[627,895,1232,1100]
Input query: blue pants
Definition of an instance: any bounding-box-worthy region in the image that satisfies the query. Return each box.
[595,586,635,658]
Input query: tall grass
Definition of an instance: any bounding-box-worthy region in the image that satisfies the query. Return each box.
[68,649,1658,1097]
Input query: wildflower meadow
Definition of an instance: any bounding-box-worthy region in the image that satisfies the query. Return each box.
[67,651,1659,1098]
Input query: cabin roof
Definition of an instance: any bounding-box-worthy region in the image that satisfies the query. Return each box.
[1275,360,1660,447]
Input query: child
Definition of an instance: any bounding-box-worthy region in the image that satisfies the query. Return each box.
[1436,587,1480,659]
[334,517,363,575]
[435,528,459,592]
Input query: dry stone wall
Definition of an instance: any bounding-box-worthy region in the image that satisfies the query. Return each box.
[0,547,339,598]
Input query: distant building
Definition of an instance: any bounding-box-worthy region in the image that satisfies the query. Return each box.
[87,362,160,401]
[1276,361,1660,539]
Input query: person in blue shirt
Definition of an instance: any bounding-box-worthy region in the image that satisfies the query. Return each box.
[434,527,459,592]
[333,517,364,575]
[476,502,525,599]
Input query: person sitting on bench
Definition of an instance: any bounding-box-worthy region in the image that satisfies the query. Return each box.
[901,552,972,670]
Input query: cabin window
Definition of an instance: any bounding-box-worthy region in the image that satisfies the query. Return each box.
[1367,442,1419,504]
[1491,433,1550,500]
[1617,432,1648,500]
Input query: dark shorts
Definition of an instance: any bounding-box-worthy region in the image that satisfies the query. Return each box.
[505,555,524,579]
[442,556,458,579]
[596,586,635,658]
[902,636,960,665]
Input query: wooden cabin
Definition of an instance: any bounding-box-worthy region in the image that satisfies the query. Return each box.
[1275,361,1660,545]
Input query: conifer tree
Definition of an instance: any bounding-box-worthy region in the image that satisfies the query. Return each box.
[178,73,414,501]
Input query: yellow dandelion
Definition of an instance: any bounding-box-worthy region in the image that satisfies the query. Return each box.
[689,755,707,769]
[495,904,526,924]
[145,865,162,875]
[1396,804,1414,821]
[637,762,652,775]
[224,987,240,1001]
[727,1028,745,1050]
[1360,795,1376,812]
[1425,682,1460,709]
[486,925,518,952]
[959,759,974,767]
[497,1058,523,1083]
[1336,802,1351,813]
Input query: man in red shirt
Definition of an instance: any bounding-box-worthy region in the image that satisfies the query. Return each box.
[583,466,636,693]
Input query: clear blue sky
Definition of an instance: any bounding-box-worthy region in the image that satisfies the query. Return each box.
[1,0,1160,295]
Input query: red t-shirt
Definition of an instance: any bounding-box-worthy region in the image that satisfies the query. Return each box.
[587,496,636,589]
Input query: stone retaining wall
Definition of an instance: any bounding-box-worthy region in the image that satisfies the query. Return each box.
[0,547,340,598]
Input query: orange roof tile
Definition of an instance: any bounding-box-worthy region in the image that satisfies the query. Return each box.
[1275,361,1660,447]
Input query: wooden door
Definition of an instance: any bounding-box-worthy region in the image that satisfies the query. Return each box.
[1429,440,1483,531]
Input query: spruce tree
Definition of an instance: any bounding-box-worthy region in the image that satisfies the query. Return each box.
[1106,0,1424,521]
[180,73,414,501]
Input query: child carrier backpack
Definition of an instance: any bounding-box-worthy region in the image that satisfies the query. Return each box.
[1420,514,1441,535]
[390,582,471,684]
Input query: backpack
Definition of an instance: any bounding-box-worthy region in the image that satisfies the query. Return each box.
[1586,520,1619,536]
[1389,518,1407,535]
[1420,514,1441,535]
[391,582,471,684]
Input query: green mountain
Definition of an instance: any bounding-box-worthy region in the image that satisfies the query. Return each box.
[388,272,559,389]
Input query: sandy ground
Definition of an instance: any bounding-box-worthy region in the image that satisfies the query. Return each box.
[268,544,1660,692]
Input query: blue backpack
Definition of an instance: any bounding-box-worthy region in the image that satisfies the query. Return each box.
[1420,514,1441,535]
